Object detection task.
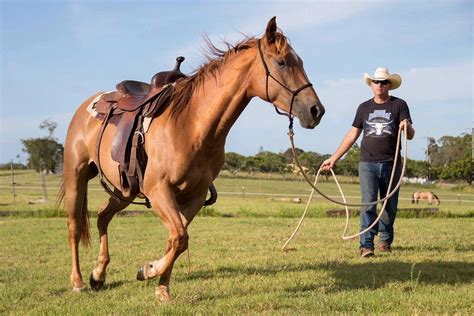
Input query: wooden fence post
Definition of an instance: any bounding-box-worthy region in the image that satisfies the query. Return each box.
[41,171,48,202]
[10,160,16,204]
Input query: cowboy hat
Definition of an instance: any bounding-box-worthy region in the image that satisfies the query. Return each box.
[363,67,402,90]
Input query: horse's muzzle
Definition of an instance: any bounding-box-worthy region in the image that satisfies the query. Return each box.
[304,103,325,128]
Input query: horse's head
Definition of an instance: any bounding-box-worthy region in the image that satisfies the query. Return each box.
[252,17,325,129]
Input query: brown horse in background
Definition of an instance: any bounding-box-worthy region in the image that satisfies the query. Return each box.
[62,17,325,302]
[412,191,440,205]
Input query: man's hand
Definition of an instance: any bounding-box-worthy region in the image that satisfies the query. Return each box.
[399,119,415,139]
[321,157,337,171]
[399,119,411,130]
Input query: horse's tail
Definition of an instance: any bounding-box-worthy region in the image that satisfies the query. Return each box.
[57,179,91,248]
[431,192,440,205]
[80,191,91,248]
[411,192,415,204]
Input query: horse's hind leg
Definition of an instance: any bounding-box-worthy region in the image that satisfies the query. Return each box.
[90,192,130,290]
[64,163,91,291]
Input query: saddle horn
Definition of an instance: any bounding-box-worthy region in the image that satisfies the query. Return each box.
[151,56,187,88]
[174,56,185,71]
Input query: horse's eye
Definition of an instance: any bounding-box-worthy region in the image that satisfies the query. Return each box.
[276,59,286,68]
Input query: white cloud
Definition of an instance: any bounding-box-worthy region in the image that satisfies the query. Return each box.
[173,1,380,70]
[399,62,473,103]
[267,1,377,32]
[319,61,473,112]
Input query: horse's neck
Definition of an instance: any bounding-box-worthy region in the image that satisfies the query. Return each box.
[184,50,256,147]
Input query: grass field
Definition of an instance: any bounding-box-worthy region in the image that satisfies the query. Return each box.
[1,217,473,314]
[1,170,473,314]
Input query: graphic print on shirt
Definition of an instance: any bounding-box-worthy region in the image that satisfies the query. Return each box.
[364,109,394,138]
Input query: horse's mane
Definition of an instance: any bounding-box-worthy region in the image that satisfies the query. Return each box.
[168,31,289,118]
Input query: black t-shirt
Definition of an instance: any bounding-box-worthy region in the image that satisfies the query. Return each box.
[352,96,412,162]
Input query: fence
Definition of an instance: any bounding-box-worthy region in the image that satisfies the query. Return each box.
[1,168,474,206]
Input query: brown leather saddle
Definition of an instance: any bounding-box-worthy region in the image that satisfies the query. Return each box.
[93,57,187,200]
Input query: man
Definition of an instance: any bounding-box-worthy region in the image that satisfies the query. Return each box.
[321,67,415,257]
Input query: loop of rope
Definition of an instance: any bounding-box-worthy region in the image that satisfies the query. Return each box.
[288,125,407,207]
[282,124,408,250]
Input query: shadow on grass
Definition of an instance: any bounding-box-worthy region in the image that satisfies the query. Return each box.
[103,280,128,290]
[396,244,474,252]
[177,260,474,293]
[286,260,474,293]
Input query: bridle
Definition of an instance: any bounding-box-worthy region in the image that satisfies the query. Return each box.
[257,39,313,129]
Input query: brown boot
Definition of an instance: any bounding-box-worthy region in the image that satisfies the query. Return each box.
[359,247,375,257]
[378,244,391,253]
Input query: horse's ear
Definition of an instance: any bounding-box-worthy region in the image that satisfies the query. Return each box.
[265,16,277,44]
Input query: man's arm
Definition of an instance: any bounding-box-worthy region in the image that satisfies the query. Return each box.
[321,127,362,171]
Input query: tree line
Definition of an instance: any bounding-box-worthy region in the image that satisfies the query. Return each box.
[1,120,471,184]
[222,133,472,184]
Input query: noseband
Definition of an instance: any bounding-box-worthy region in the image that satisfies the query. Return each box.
[257,39,313,129]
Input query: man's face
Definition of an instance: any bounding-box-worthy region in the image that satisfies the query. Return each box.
[370,80,392,96]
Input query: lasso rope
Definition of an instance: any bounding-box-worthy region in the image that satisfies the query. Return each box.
[282,124,408,250]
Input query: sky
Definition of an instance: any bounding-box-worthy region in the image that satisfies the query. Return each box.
[1,0,472,164]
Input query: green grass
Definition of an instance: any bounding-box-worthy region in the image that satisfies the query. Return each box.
[1,217,473,314]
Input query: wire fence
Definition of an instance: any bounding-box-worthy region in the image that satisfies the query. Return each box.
[1,169,473,206]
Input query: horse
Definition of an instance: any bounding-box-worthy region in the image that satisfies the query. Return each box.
[412,191,440,205]
[61,17,325,302]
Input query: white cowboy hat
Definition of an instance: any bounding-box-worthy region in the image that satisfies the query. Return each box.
[363,67,402,90]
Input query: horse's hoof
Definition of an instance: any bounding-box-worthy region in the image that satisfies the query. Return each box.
[89,272,105,290]
[136,267,146,281]
[155,286,171,303]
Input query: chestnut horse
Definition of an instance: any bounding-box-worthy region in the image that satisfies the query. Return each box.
[412,191,440,205]
[62,17,325,302]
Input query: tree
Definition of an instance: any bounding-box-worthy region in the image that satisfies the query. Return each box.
[428,134,470,167]
[21,119,64,173]
[405,159,430,178]
[223,152,246,175]
[243,156,263,173]
[280,147,304,164]
[439,158,472,184]
[0,162,27,170]
[39,119,58,138]
[255,151,286,173]
[297,151,325,173]
[428,133,471,183]
[336,144,360,176]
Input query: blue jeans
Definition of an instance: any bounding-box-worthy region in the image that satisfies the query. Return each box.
[358,161,402,249]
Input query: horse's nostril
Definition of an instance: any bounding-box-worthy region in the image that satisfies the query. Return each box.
[310,105,318,119]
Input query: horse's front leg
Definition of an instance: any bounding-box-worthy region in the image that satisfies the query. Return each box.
[90,192,131,290]
[154,191,208,301]
[136,184,188,302]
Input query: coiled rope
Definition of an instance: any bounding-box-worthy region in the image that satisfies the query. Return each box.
[282,124,408,250]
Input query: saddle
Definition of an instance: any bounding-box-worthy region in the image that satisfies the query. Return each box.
[93,57,186,198]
